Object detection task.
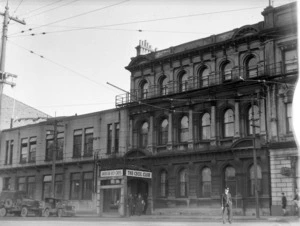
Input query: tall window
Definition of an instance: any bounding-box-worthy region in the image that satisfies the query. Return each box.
[5,140,9,165]
[201,113,211,140]
[3,177,11,190]
[179,168,187,197]
[224,109,234,137]
[70,173,81,200]
[107,124,112,154]
[284,49,298,73]
[180,116,189,142]
[179,71,188,92]
[57,132,64,160]
[140,122,149,148]
[82,172,93,200]
[222,62,232,81]
[114,123,119,153]
[160,76,168,95]
[27,176,36,199]
[55,174,63,199]
[224,166,236,196]
[159,119,168,145]
[20,138,28,163]
[246,56,258,78]
[201,167,211,197]
[249,165,262,196]
[200,67,209,87]
[141,81,149,99]
[17,177,26,191]
[73,129,82,158]
[9,140,13,165]
[287,103,293,133]
[84,128,94,156]
[46,131,54,161]
[29,137,37,162]
[43,175,52,199]
[160,170,168,197]
[248,105,260,135]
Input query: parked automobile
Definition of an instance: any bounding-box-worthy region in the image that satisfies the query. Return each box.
[41,197,75,217]
[0,190,43,217]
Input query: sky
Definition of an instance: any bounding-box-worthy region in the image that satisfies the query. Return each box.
[0,0,297,118]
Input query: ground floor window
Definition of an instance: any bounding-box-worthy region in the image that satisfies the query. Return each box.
[27,176,36,198]
[70,173,81,200]
[83,172,93,200]
[103,188,120,213]
[43,175,52,199]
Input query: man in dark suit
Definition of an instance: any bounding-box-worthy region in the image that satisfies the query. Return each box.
[221,187,233,224]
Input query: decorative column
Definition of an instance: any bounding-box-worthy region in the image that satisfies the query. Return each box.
[129,117,133,149]
[148,114,154,153]
[210,104,217,146]
[259,97,266,137]
[270,84,278,141]
[188,108,194,149]
[167,111,173,151]
[234,101,240,139]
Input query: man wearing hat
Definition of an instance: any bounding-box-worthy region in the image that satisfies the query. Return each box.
[221,186,233,224]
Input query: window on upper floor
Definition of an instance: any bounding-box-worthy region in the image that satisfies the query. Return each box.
[160,170,168,197]
[284,49,298,73]
[159,118,168,145]
[179,168,188,197]
[73,129,82,158]
[57,132,64,160]
[140,121,149,148]
[201,113,211,140]
[5,140,9,165]
[84,128,93,157]
[9,140,13,165]
[20,138,28,163]
[286,102,293,133]
[201,167,211,197]
[222,61,232,81]
[199,67,209,87]
[141,81,149,99]
[248,105,260,135]
[46,131,64,161]
[248,164,262,196]
[46,132,54,161]
[159,76,168,96]
[179,115,189,142]
[107,124,112,154]
[223,109,234,138]
[114,123,120,153]
[246,56,258,78]
[29,137,37,162]
[179,71,188,92]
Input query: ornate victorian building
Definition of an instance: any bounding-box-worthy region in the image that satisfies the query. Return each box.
[114,2,298,216]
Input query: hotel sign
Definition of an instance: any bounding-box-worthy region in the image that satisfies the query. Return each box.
[100,169,123,178]
[126,169,152,179]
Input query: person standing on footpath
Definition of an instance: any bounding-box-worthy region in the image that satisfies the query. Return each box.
[221,187,233,224]
[127,193,134,216]
[293,188,299,216]
[282,192,287,216]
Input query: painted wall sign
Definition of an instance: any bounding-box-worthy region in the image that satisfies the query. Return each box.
[100,169,123,177]
[126,169,152,178]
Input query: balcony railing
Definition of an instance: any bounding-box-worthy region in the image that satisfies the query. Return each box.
[116,61,297,106]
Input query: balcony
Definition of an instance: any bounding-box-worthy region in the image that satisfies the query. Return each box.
[116,61,297,107]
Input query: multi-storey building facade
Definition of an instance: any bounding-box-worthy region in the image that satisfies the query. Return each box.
[113,2,298,216]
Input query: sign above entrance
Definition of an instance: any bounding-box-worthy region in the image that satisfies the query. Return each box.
[100,169,123,177]
[126,169,152,179]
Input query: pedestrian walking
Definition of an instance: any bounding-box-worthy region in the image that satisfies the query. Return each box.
[293,188,299,216]
[221,187,233,224]
[282,192,287,216]
[127,193,134,216]
[135,193,145,216]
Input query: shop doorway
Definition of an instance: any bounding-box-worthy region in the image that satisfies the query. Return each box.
[128,179,149,214]
[103,188,120,214]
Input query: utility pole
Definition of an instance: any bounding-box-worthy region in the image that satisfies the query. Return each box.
[0,4,26,130]
[251,93,260,219]
[51,119,58,198]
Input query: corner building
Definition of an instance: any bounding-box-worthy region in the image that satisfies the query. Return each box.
[115,2,298,216]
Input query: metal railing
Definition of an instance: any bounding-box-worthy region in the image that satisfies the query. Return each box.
[115,61,298,106]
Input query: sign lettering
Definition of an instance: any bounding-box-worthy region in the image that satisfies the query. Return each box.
[126,169,152,179]
[100,169,123,177]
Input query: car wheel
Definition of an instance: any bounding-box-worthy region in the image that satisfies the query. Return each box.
[43,208,50,217]
[0,207,7,217]
[21,206,28,217]
[57,209,63,217]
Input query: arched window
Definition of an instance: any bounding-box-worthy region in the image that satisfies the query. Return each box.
[140,122,149,148]
[249,164,262,196]
[160,170,168,197]
[159,119,168,145]
[179,168,187,197]
[201,167,211,197]
[160,76,168,96]
[224,166,236,196]
[246,56,258,78]
[201,113,211,140]
[224,109,234,137]
[286,102,293,133]
[200,67,209,87]
[248,105,260,135]
[179,71,188,92]
[180,116,189,142]
[222,62,232,81]
[141,81,149,99]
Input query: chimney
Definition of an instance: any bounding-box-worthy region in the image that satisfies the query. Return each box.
[135,40,156,56]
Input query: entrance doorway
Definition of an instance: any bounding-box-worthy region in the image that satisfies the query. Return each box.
[128,179,149,214]
[103,188,120,214]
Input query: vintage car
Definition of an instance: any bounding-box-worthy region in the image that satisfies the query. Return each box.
[41,197,75,217]
[0,190,43,217]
